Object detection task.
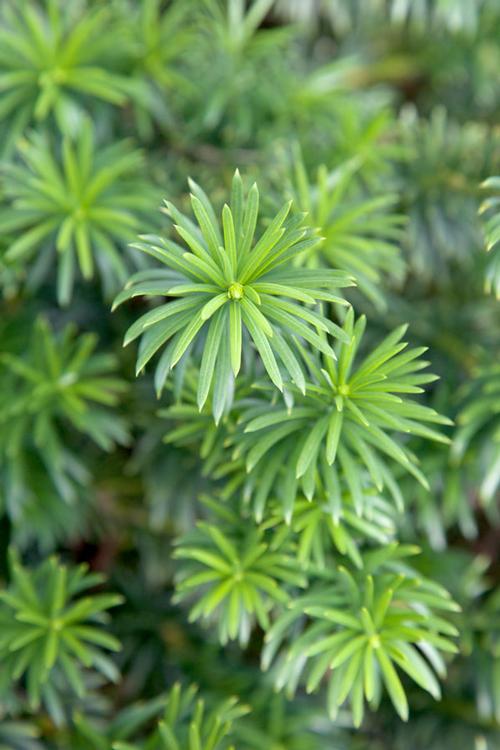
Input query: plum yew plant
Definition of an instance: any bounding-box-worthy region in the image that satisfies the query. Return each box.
[0,1,499,748]
[0,0,133,153]
[262,545,459,725]
[480,176,500,298]
[452,362,500,508]
[185,0,294,143]
[173,500,305,645]
[0,316,129,543]
[113,170,353,417]
[117,0,194,141]
[113,169,460,726]
[234,308,452,520]
[0,549,122,718]
[0,120,155,304]
[0,121,156,305]
[71,682,249,750]
[288,147,406,308]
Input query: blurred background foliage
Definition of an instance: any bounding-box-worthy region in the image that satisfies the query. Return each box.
[0,0,499,748]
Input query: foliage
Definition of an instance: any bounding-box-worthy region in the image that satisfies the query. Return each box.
[263,545,459,726]
[0,121,155,304]
[452,362,500,508]
[0,316,128,545]
[173,499,304,645]
[0,0,499,747]
[117,0,194,141]
[114,169,353,417]
[182,0,295,144]
[233,691,343,750]
[0,0,133,154]
[268,490,398,570]
[0,549,122,720]
[233,308,451,520]
[397,108,497,283]
[287,147,406,308]
[67,682,248,750]
[479,176,500,298]
[0,721,42,750]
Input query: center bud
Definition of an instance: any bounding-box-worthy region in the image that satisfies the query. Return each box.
[227,282,244,300]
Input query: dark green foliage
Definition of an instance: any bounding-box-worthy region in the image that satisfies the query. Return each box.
[452,362,500,508]
[397,108,498,284]
[0,721,42,750]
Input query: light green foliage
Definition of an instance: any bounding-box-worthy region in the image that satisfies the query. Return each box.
[72,682,248,750]
[0,317,128,534]
[234,308,451,519]
[0,0,133,153]
[174,499,305,645]
[289,147,405,308]
[0,550,122,717]
[479,176,500,298]
[107,682,248,750]
[268,490,397,570]
[233,691,338,750]
[114,170,353,416]
[0,121,155,304]
[277,0,495,33]
[262,545,459,726]
[171,496,459,724]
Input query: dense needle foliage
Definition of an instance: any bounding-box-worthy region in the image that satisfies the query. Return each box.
[0,1,499,749]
